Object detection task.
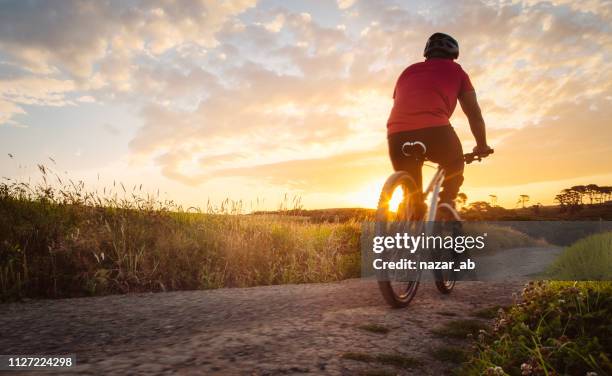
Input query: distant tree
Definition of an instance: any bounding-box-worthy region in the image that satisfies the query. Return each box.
[585,184,600,205]
[517,194,530,208]
[551,183,612,212]
[467,201,492,213]
[531,202,542,214]
[570,185,587,204]
[602,186,612,202]
[456,192,468,208]
[489,194,498,206]
[554,193,566,206]
[590,185,611,204]
[562,188,582,206]
[593,185,604,204]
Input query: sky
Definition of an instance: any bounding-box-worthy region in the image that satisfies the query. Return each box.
[0,0,611,211]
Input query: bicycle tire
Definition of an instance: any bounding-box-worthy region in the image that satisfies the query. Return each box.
[375,171,422,308]
[435,278,456,294]
[433,206,460,294]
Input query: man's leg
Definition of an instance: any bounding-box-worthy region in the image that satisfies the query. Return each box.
[439,161,464,206]
[425,126,464,207]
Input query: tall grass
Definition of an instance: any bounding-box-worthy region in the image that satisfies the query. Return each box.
[0,165,360,301]
[546,232,612,280]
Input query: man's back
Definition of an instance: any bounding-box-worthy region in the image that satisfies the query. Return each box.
[387,58,474,135]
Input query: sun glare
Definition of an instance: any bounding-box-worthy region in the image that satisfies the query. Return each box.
[349,179,404,211]
[388,186,404,212]
[348,180,380,208]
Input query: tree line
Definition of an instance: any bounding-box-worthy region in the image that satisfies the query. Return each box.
[554,184,612,207]
[458,183,611,218]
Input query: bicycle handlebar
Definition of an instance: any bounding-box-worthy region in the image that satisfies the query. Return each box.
[464,149,494,164]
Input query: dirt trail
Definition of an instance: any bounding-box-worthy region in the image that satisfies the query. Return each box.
[0,247,560,375]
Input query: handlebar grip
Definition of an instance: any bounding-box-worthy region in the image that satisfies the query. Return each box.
[464,149,494,164]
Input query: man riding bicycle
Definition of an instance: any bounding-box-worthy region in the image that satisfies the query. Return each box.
[387,33,493,211]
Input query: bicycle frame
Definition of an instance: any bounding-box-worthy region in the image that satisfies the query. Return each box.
[422,166,462,235]
[425,167,445,223]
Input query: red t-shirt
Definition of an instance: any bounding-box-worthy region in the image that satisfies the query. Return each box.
[387,58,475,135]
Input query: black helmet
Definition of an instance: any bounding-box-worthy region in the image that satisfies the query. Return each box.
[424,32,459,59]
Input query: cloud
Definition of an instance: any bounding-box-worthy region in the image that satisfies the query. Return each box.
[102,123,120,135]
[0,0,256,76]
[260,14,286,32]
[0,76,77,124]
[0,99,25,127]
[337,0,357,10]
[0,0,256,125]
[465,97,612,187]
[125,1,610,188]
[216,148,387,192]
[0,0,610,206]
[0,76,76,105]
[76,95,96,103]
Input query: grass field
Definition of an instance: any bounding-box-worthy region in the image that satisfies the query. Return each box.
[2,170,609,302]
[0,181,545,301]
[0,176,361,301]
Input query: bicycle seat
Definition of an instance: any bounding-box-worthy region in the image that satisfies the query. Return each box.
[401,141,427,161]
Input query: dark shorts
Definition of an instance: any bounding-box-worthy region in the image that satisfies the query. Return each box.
[387,125,464,204]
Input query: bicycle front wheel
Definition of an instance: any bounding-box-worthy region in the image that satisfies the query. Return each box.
[375,171,423,308]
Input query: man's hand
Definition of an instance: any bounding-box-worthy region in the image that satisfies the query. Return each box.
[473,144,493,156]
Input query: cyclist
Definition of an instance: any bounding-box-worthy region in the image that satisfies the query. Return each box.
[386,32,493,211]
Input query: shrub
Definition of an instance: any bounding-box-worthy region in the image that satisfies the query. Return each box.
[459,281,612,375]
[546,232,612,280]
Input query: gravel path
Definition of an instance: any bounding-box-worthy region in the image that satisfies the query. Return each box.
[0,277,529,375]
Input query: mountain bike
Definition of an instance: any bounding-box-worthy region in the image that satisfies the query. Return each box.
[375,142,493,308]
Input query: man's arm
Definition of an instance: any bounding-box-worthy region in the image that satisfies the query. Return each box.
[458,91,492,154]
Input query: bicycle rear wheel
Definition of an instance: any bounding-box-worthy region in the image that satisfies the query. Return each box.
[375,171,424,308]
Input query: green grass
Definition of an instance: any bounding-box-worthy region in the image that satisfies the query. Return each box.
[357,324,390,334]
[430,346,468,364]
[546,231,612,280]
[0,174,361,301]
[342,352,421,369]
[458,281,612,376]
[431,319,488,339]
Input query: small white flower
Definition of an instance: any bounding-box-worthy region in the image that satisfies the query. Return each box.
[521,362,533,375]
